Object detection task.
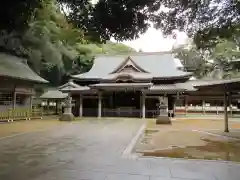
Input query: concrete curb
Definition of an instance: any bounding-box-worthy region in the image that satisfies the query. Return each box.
[121,122,146,159]
[192,129,240,140]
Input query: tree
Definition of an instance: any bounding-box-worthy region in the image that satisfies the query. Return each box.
[2,0,240,47]
[0,0,153,42]
[0,0,43,33]
[174,45,212,78]
[209,40,240,79]
[175,39,240,79]
[61,0,240,47]
[149,0,240,48]
[0,0,137,86]
[0,0,89,86]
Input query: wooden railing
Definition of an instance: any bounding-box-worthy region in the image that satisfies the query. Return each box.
[0,107,43,122]
[103,108,142,117]
[81,108,159,118]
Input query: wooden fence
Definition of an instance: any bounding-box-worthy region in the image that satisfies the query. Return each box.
[0,107,43,122]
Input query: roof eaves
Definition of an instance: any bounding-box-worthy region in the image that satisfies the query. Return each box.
[58,81,81,90]
[60,86,90,92]
[152,73,192,80]
[0,74,48,84]
[194,78,240,88]
[40,90,67,99]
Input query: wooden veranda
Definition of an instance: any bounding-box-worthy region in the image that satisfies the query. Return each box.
[195,78,240,132]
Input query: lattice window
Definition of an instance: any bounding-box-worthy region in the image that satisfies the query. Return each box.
[16,94,27,105]
[0,92,12,106]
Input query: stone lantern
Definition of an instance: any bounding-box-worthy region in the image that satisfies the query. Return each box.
[59,89,74,121]
[156,96,171,124]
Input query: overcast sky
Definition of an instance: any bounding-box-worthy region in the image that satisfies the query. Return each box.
[92,0,189,52]
[114,28,189,52]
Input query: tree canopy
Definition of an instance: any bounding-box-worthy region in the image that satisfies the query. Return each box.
[0,0,136,86]
[2,0,240,47]
[2,0,240,85]
[175,39,240,79]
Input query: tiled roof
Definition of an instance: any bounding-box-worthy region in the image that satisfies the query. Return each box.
[0,53,48,83]
[89,82,194,92]
[193,78,240,88]
[58,80,91,92]
[72,52,192,80]
[60,86,90,92]
[101,72,153,80]
[173,79,240,91]
[58,80,81,90]
[89,83,152,88]
[150,84,186,91]
[40,90,68,99]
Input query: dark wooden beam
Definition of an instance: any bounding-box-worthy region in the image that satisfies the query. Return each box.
[223,90,229,133]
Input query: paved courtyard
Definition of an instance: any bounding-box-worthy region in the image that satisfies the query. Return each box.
[0,119,239,180]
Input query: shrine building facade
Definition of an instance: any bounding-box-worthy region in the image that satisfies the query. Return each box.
[60,52,198,118]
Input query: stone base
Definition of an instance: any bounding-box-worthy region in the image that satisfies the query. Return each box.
[59,113,74,121]
[156,116,171,124]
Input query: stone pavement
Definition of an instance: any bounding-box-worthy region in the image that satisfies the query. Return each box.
[0,119,239,180]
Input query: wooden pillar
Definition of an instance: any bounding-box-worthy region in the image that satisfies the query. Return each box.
[167,95,174,117]
[30,96,33,110]
[173,96,176,117]
[185,96,188,116]
[98,92,102,118]
[55,100,58,115]
[224,92,229,132]
[141,93,146,119]
[47,100,50,115]
[79,94,83,117]
[202,100,205,115]
[12,91,16,109]
[229,94,232,117]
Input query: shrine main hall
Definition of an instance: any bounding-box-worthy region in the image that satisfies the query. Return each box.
[58,52,240,118]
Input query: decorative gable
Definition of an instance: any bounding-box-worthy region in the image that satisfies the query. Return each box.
[110,56,148,74]
[119,64,140,73]
[58,79,80,90]
[115,74,134,83]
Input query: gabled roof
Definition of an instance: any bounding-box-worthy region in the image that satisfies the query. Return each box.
[58,80,90,92]
[72,52,192,80]
[40,90,68,99]
[0,53,48,83]
[60,86,90,92]
[58,80,81,90]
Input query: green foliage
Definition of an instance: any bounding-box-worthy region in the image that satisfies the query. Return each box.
[0,0,43,32]
[2,0,240,48]
[59,0,240,47]
[149,0,240,48]
[0,0,136,86]
[174,45,211,78]
[176,39,240,79]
